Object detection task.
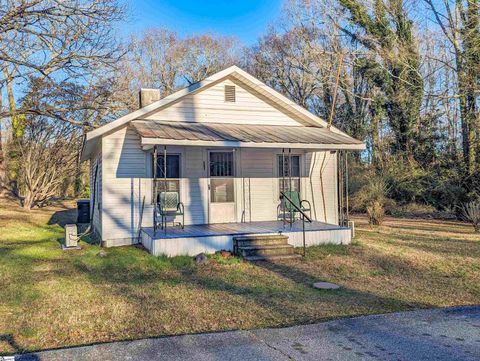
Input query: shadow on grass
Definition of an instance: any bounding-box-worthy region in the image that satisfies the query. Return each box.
[384,223,476,235]
[68,243,433,328]
[0,334,32,357]
[48,209,77,228]
[363,228,480,259]
[253,256,431,308]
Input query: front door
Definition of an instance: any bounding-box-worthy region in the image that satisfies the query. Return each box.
[208,150,236,223]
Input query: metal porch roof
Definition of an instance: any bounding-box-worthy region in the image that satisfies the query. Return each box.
[131,120,364,149]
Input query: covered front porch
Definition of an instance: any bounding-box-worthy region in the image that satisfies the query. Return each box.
[130,119,362,257]
[140,220,351,257]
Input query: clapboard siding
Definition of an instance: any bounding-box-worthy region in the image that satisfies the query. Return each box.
[183,147,208,225]
[99,127,211,243]
[303,151,338,224]
[101,126,147,245]
[146,78,302,126]
[236,149,338,225]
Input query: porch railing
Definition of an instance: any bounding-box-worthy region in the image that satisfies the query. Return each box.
[279,191,312,257]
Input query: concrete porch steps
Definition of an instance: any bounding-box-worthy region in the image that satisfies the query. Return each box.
[234,234,289,247]
[233,234,299,261]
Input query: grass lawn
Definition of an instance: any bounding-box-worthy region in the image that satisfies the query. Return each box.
[1,198,479,354]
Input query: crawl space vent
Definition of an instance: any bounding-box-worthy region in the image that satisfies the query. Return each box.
[224,85,236,102]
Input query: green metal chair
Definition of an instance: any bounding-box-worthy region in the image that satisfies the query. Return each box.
[277,191,311,224]
[154,191,184,231]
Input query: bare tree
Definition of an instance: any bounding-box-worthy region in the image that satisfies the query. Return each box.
[0,90,4,191]
[0,0,125,129]
[246,0,375,158]
[0,0,125,200]
[116,28,240,111]
[423,0,480,174]
[122,28,183,102]
[9,117,79,209]
[247,27,325,113]
[181,34,239,84]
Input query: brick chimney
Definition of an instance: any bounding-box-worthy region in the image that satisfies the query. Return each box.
[139,88,161,108]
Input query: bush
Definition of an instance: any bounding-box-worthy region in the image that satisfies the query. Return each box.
[367,200,385,225]
[351,175,393,225]
[349,157,480,220]
[462,201,480,233]
[79,183,91,198]
[396,203,436,214]
[382,157,428,205]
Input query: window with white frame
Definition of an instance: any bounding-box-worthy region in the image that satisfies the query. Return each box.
[153,154,180,203]
[278,155,300,193]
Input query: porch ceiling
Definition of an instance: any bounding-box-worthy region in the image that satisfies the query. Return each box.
[132,120,365,150]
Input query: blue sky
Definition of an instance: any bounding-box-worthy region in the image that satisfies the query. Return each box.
[123,0,284,45]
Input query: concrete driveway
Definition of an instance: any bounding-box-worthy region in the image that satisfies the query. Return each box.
[16,306,480,361]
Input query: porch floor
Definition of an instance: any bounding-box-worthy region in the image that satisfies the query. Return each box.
[141,220,346,240]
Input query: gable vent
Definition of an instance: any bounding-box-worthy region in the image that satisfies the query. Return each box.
[224,85,236,102]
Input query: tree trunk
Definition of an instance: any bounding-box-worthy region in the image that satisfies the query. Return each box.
[0,88,4,190]
[3,67,25,194]
[73,155,82,197]
[22,191,35,210]
[371,107,381,167]
[4,68,24,140]
[458,0,479,175]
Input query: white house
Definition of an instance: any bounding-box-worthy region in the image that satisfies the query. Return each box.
[80,66,365,258]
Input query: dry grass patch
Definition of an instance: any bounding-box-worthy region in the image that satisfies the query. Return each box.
[0,200,479,354]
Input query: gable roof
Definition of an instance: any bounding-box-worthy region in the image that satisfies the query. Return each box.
[81,65,363,161]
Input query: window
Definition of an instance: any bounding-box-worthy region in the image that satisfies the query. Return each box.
[278,155,300,193]
[224,85,236,102]
[153,154,180,202]
[155,154,180,178]
[210,151,234,203]
[210,152,233,177]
